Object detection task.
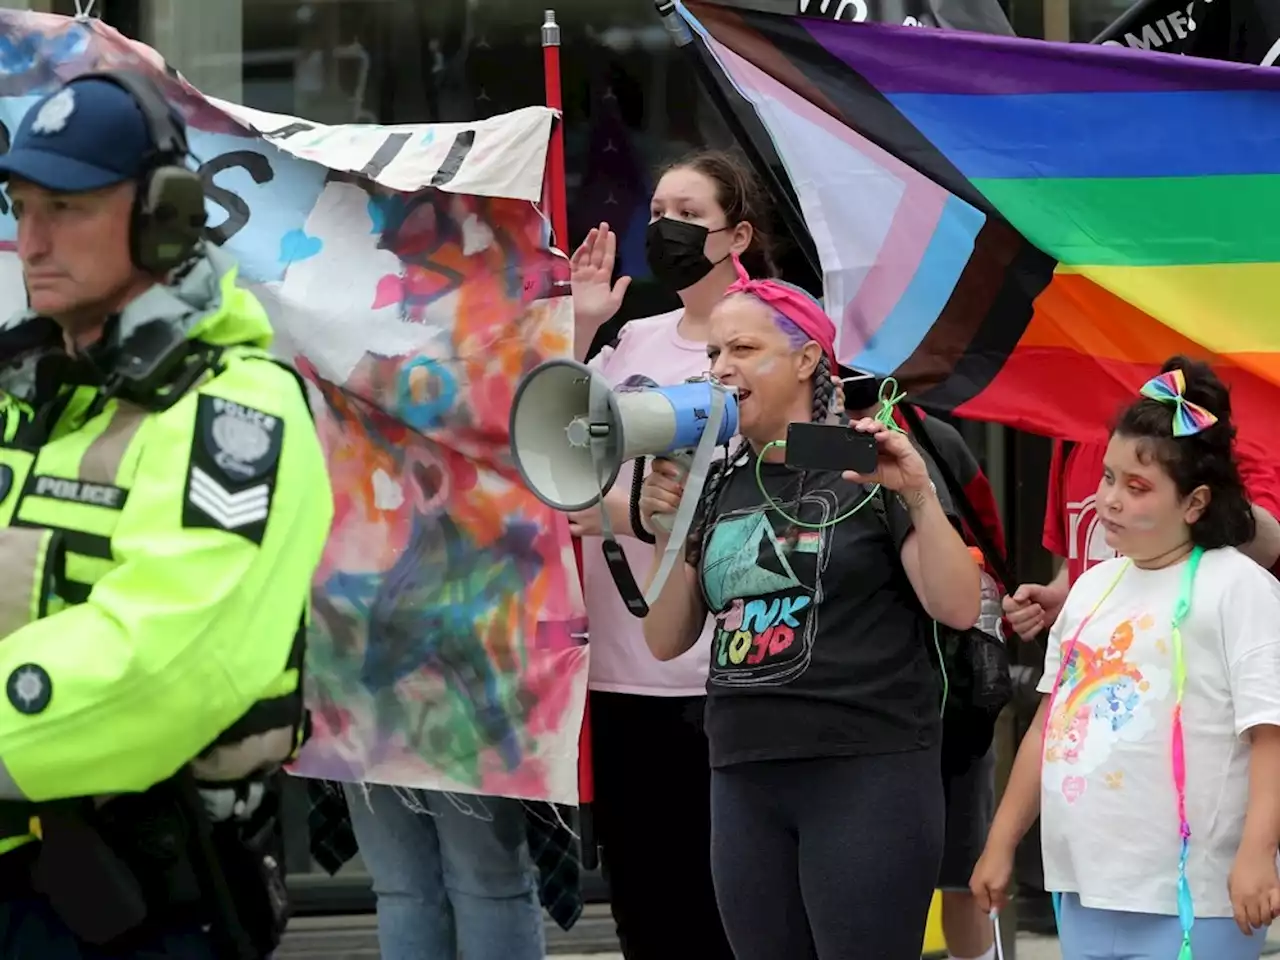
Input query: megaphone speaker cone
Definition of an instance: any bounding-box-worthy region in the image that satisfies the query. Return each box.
[509,358,623,512]
[510,359,740,515]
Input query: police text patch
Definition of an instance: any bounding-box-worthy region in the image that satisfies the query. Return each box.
[31,475,127,510]
[183,395,283,544]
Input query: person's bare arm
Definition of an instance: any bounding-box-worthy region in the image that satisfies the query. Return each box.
[640,536,708,661]
[992,696,1049,848]
[1230,724,1280,933]
[970,697,1049,912]
[1241,505,1280,570]
[899,486,981,630]
[1003,561,1070,641]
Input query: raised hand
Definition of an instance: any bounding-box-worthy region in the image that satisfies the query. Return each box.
[571,222,632,330]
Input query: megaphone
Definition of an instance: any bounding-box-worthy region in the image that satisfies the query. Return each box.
[509,358,739,513]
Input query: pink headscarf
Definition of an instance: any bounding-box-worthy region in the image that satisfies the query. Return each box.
[724,254,837,369]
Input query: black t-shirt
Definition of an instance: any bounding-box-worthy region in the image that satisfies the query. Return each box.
[691,457,957,768]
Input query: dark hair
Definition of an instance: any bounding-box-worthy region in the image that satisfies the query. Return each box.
[811,353,833,425]
[1113,355,1255,550]
[659,149,777,278]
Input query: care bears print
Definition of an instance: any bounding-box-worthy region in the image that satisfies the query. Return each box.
[1035,550,1280,917]
[1043,612,1172,805]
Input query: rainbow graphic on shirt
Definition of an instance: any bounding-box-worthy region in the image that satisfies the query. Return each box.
[1045,615,1168,777]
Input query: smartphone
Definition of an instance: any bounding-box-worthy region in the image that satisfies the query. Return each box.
[784,421,879,475]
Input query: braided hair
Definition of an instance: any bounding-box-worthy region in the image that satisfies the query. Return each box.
[685,438,750,567]
[811,353,833,425]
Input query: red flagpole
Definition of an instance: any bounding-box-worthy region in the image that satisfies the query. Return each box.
[542,9,594,811]
[541,10,569,249]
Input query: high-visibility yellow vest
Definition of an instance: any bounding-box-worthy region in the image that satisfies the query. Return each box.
[0,255,333,854]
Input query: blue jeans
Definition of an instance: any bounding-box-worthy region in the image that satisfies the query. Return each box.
[1058,893,1267,960]
[343,784,544,960]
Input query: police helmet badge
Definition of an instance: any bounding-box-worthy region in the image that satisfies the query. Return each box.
[31,88,75,136]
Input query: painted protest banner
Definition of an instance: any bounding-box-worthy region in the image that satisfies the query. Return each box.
[0,11,588,805]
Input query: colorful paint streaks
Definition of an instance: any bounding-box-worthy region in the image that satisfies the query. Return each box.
[289,186,584,803]
[0,12,587,804]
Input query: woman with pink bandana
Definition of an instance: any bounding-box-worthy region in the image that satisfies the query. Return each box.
[637,263,981,959]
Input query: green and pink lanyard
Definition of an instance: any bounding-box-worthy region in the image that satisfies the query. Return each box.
[1039,369,1219,957]
[1041,545,1202,959]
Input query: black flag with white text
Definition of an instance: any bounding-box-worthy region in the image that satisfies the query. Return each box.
[1093,0,1280,65]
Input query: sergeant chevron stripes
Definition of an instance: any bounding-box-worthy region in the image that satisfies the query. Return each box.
[188,467,270,529]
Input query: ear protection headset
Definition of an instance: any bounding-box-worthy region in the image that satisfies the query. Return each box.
[72,70,207,275]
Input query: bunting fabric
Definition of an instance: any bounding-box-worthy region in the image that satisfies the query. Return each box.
[679,1,1280,466]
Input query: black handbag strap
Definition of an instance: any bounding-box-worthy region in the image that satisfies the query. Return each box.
[896,404,1015,591]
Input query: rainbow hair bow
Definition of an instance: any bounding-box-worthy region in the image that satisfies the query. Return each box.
[1139,370,1219,437]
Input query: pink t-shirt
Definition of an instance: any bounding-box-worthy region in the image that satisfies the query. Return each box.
[584,310,719,696]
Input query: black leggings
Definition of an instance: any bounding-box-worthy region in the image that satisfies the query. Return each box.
[710,747,944,960]
[591,691,734,960]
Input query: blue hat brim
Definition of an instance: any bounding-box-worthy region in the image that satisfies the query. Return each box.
[0,147,128,193]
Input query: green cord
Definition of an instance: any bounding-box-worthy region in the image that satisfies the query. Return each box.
[934,621,947,714]
[752,376,906,530]
[748,375,949,713]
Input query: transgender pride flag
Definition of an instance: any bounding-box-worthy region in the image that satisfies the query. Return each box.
[677,1,1280,474]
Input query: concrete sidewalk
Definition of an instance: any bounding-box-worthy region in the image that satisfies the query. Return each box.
[556,933,1280,960]
[279,910,1280,958]
[1014,931,1280,960]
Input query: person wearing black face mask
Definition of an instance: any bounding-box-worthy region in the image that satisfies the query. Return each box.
[565,151,773,960]
[644,216,732,293]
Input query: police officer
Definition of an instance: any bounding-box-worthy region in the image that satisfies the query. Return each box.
[0,70,332,958]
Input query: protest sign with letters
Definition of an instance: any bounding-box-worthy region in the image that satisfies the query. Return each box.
[0,11,586,804]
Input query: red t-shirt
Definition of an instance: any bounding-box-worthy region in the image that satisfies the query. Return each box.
[1043,440,1280,585]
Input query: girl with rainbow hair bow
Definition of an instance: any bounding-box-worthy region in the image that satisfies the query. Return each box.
[971,356,1280,960]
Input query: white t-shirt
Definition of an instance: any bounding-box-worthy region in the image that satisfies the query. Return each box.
[1036,547,1280,917]
[583,310,719,696]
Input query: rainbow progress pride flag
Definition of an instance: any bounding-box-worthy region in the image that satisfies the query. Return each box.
[681,2,1280,462]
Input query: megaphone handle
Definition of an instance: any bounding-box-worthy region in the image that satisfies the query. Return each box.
[649,451,692,536]
[630,456,657,545]
[642,386,727,611]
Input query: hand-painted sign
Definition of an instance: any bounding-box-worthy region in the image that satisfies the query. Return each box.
[0,10,586,805]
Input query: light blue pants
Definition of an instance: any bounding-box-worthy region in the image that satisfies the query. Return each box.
[1058,892,1267,960]
[343,783,545,960]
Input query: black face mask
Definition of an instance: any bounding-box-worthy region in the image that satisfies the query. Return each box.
[645,217,728,291]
